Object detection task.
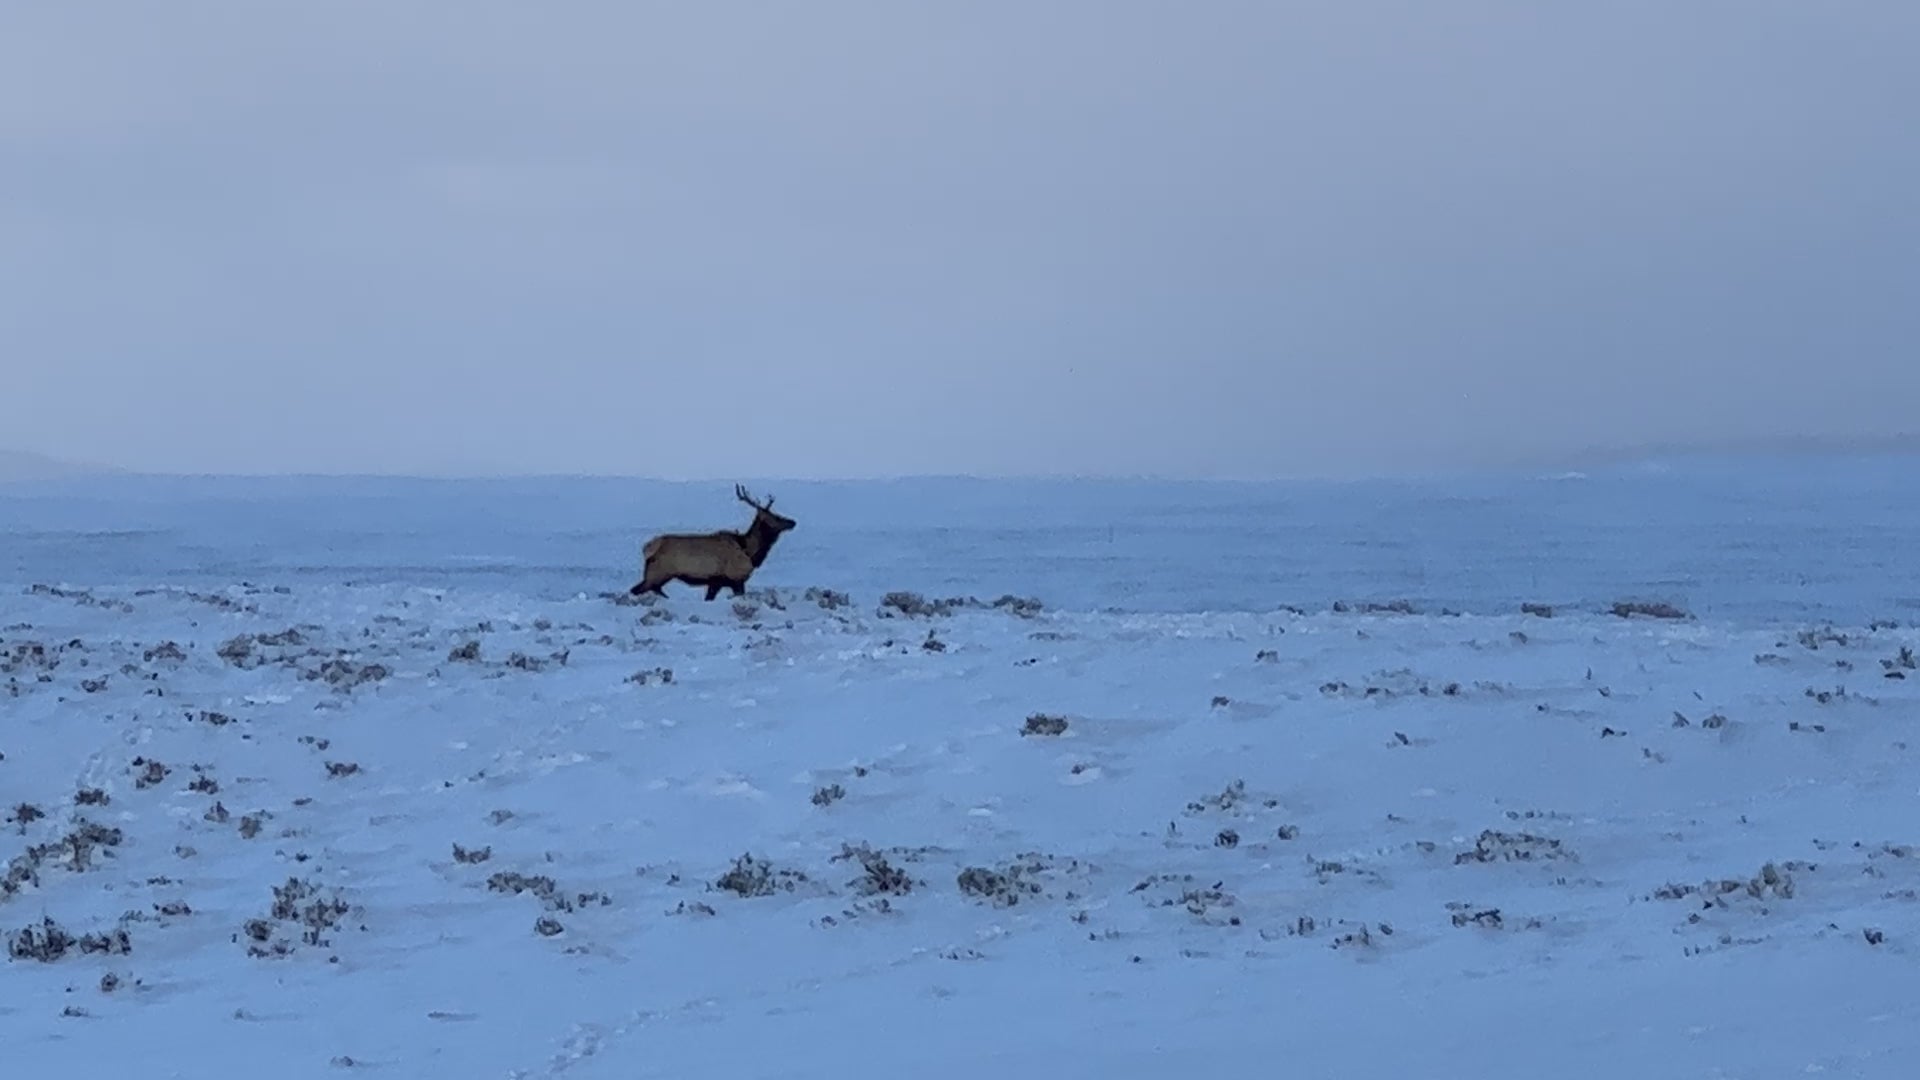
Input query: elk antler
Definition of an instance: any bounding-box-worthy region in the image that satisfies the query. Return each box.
[735,484,774,511]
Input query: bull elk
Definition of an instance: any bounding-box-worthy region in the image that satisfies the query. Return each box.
[628,485,798,600]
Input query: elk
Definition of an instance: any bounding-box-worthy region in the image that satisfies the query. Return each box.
[628,485,797,601]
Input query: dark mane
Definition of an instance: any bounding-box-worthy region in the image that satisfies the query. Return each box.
[737,514,787,568]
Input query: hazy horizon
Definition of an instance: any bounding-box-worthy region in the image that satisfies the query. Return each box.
[12,431,1920,487]
[5,3,1917,481]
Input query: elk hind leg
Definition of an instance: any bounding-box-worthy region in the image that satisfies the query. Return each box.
[630,561,670,597]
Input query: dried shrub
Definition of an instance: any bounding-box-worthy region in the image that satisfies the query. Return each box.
[1021,713,1069,737]
[8,918,132,962]
[1333,599,1417,615]
[713,854,808,898]
[1610,601,1690,620]
[805,587,852,610]
[306,657,390,690]
[835,843,917,897]
[1454,829,1570,864]
[881,592,955,618]
[991,595,1045,617]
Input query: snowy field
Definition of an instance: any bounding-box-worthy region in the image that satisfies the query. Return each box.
[3,457,1919,1079]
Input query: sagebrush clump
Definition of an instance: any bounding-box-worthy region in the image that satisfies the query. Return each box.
[1022,713,1069,737]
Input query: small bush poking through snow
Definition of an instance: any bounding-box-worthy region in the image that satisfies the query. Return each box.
[1333,599,1416,615]
[811,784,846,807]
[1883,646,1916,679]
[1454,830,1571,864]
[836,843,917,896]
[143,641,187,664]
[7,918,131,962]
[805,587,851,610]
[956,866,1030,906]
[8,920,75,961]
[217,636,260,668]
[1448,904,1509,929]
[486,871,582,912]
[242,877,355,957]
[18,819,125,877]
[1611,601,1690,620]
[307,657,390,691]
[1022,713,1069,737]
[505,650,568,673]
[448,640,481,663]
[272,878,351,943]
[956,855,1074,907]
[132,757,170,789]
[880,592,954,618]
[1184,779,1278,816]
[713,854,809,898]
[991,594,1045,617]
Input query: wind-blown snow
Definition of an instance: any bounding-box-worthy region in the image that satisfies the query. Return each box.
[2,459,1917,1078]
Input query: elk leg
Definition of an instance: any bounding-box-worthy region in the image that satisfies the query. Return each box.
[704,582,722,601]
[729,581,746,598]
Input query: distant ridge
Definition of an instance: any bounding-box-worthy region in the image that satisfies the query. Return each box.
[1536,433,1920,472]
[0,449,124,483]
[6,433,1918,486]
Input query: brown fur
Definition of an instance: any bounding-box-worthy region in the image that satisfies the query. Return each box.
[629,485,797,600]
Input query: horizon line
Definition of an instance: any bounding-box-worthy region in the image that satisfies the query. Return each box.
[7,432,1920,486]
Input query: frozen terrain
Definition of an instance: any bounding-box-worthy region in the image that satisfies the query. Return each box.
[3,457,1919,1079]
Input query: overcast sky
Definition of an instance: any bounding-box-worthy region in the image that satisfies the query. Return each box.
[3,2,1916,480]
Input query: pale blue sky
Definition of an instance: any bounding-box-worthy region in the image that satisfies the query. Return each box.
[3,2,1917,479]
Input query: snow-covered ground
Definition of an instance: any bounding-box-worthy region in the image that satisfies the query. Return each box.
[3,460,1919,1078]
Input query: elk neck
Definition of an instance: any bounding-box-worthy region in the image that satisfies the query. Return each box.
[735,515,785,568]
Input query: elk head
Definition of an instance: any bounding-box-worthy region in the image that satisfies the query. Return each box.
[736,484,797,536]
